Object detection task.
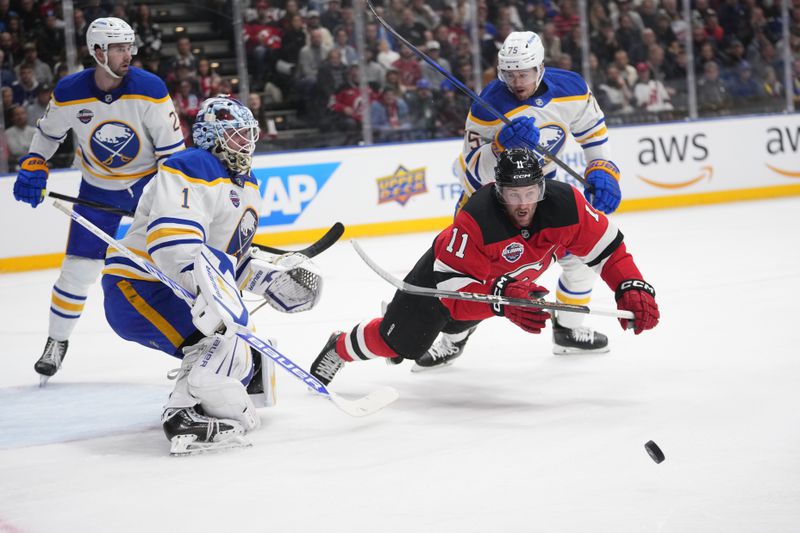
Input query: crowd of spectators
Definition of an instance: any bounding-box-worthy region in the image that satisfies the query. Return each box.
[2,0,800,165]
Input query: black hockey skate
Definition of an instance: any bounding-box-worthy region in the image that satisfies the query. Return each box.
[34,337,68,386]
[412,326,477,373]
[310,332,345,386]
[552,316,609,355]
[162,405,249,456]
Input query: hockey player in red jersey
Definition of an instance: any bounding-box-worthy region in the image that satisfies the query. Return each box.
[310,149,658,386]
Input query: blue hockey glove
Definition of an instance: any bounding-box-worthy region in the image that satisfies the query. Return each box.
[495,116,540,151]
[13,153,49,208]
[584,159,621,214]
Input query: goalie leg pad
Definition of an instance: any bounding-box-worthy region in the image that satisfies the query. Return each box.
[185,334,261,431]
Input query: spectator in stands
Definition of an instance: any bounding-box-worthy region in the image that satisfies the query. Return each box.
[174,79,201,124]
[377,39,399,70]
[24,82,50,126]
[197,57,222,99]
[0,48,14,86]
[10,62,36,105]
[0,31,16,69]
[35,11,64,65]
[633,62,673,112]
[411,0,439,31]
[52,61,69,84]
[597,64,633,115]
[761,65,784,101]
[320,0,342,33]
[392,45,422,94]
[246,2,282,92]
[434,80,469,138]
[653,13,678,49]
[637,0,659,31]
[419,40,449,88]
[171,35,198,72]
[132,4,163,59]
[615,13,641,54]
[703,9,725,45]
[396,7,427,46]
[405,77,436,139]
[17,42,52,85]
[588,1,610,33]
[362,46,385,91]
[0,0,11,33]
[697,61,730,113]
[317,48,348,104]
[333,27,357,66]
[553,0,580,38]
[5,103,35,166]
[727,60,763,105]
[383,67,401,95]
[370,86,411,142]
[555,52,573,71]
[612,49,638,88]
[629,27,656,65]
[540,22,562,64]
[592,20,621,64]
[612,0,644,32]
[336,6,356,44]
[696,41,720,71]
[295,28,331,112]
[278,0,301,33]
[328,64,375,142]
[1,85,13,123]
[560,25,583,67]
[305,9,333,50]
[247,91,269,141]
[73,8,88,58]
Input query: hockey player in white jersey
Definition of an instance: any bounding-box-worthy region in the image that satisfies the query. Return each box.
[100,96,323,454]
[11,17,185,384]
[415,31,623,370]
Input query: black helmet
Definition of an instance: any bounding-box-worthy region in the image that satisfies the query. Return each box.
[494,148,545,203]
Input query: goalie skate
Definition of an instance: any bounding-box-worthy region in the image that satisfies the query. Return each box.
[162,406,251,456]
[35,337,68,386]
[552,317,609,355]
[412,327,476,373]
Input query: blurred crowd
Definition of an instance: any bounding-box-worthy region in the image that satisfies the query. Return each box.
[2,0,800,165]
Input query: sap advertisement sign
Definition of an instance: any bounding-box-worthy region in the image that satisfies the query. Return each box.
[252,162,340,226]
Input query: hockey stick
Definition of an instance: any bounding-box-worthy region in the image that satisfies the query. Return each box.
[351,240,634,320]
[364,0,591,190]
[48,191,345,258]
[51,200,399,417]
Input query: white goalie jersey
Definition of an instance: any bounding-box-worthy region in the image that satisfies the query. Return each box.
[103,147,262,289]
[30,67,185,191]
[457,67,611,196]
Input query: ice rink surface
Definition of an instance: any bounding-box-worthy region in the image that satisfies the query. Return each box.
[1,197,799,533]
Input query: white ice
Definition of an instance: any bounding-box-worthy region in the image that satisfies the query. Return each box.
[1,197,799,533]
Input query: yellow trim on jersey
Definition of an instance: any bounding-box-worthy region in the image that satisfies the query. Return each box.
[53,96,97,107]
[120,94,170,104]
[555,291,592,306]
[51,295,85,312]
[102,267,154,281]
[146,227,204,245]
[467,105,528,126]
[162,165,260,190]
[551,93,589,103]
[576,126,608,142]
[116,279,183,348]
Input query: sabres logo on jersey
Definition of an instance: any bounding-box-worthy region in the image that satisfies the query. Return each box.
[90,120,141,168]
[227,207,258,259]
[536,124,567,166]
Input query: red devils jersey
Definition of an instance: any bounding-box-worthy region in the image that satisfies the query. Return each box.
[426,180,643,321]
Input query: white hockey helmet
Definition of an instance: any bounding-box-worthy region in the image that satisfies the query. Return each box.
[87,17,137,79]
[193,95,260,176]
[497,31,545,89]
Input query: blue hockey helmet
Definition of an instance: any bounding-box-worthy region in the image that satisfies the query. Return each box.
[192,95,260,175]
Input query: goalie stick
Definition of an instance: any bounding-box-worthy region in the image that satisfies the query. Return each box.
[47,191,345,258]
[364,0,591,191]
[351,240,634,320]
[51,200,399,417]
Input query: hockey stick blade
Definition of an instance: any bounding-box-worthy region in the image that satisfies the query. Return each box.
[351,240,634,320]
[51,201,398,417]
[329,386,400,417]
[254,222,344,258]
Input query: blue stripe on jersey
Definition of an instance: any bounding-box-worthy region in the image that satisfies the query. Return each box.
[574,117,605,138]
[558,280,593,295]
[154,139,185,153]
[53,67,169,104]
[581,138,608,149]
[147,238,204,255]
[105,255,148,272]
[147,217,207,239]
[53,286,88,301]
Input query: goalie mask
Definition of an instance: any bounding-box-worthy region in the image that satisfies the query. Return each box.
[193,96,260,177]
[497,31,545,98]
[87,17,138,79]
[495,148,545,206]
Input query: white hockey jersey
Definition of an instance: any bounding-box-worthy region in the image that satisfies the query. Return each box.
[30,67,185,191]
[458,68,611,196]
[103,148,261,289]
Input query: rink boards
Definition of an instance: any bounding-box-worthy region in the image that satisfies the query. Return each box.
[1,112,798,272]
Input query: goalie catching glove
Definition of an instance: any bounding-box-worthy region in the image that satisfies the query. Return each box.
[490,275,551,333]
[237,249,323,313]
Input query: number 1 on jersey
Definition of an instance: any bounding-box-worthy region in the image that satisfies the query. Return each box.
[446,227,468,258]
[181,187,189,208]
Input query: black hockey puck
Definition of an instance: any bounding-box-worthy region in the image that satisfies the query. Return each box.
[644,440,665,464]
